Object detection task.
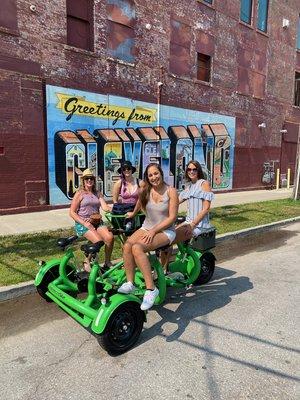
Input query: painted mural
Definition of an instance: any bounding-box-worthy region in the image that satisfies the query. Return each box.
[46,85,236,205]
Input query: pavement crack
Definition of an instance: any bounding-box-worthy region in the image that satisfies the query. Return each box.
[47,335,92,368]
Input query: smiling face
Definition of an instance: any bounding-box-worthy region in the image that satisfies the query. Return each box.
[122,166,133,179]
[83,176,95,191]
[186,163,198,182]
[147,165,163,187]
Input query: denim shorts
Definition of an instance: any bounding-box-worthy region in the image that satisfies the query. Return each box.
[74,222,89,237]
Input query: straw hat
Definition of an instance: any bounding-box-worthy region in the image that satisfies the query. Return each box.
[80,168,95,180]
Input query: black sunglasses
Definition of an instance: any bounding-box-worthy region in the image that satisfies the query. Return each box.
[187,167,197,172]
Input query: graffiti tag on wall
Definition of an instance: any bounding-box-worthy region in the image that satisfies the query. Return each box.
[46,85,236,205]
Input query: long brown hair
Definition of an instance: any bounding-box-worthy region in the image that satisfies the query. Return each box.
[139,163,165,210]
[185,160,205,182]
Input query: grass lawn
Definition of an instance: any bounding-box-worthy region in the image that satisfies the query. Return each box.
[0,199,299,287]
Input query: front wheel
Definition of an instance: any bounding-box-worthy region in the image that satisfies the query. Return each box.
[36,264,75,302]
[97,302,144,355]
[194,252,215,285]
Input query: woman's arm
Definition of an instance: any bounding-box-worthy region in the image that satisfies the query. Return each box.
[189,181,212,229]
[69,191,94,229]
[99,193,112,212]
[178,186,189,204]
[112,180,122,203]
[126,198,142,219]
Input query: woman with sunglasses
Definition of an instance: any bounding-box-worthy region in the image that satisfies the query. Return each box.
[117,163,179,310]
[175,160,214,242]
[69,168,114,272]
[112,160,139,206]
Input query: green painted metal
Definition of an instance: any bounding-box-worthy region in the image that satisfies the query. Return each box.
[91,293,142,334]
[48,283,97,320]
[34,259,61,286]
[35,217,215,353]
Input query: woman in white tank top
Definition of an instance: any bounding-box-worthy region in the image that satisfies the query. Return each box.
[175,160,214,243]
[117,163,179,311]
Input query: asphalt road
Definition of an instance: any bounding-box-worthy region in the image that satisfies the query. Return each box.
[0,222,299,400]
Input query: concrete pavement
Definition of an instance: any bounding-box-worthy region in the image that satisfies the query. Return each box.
[0,188,294,236]
[1,222,299,400]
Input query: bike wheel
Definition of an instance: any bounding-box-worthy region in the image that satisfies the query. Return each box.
[97,302,144,355]
[194,252,215,285]
[36,264,75,302]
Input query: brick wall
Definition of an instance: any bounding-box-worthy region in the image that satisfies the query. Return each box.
[0,0,299,212]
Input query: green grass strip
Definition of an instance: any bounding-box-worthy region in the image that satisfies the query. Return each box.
[0,199,299,286]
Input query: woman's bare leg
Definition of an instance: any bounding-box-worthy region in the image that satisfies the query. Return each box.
[83,229,104,271]
[97,226,114,264]
[174,223,193,244]
[122,230,146,282]
[132,232,170,289]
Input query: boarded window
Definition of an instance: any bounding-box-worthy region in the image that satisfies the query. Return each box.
[107,0,135,63]
[169,19,191,77]
[197,53,211,82]
[66,0,93,51]
[295,71,300,107]
[237,47,266,98]
[257,0,269,32]
[0,0,18,32]
[240,0,252,25]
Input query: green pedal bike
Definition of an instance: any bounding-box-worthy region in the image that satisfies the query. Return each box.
[35,215,216,355]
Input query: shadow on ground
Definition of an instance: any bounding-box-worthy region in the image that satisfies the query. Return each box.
[139,265,253,346]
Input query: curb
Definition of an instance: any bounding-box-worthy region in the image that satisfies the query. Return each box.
[0,280,35,302]
[215,216,300,244]
[1,216,299,302]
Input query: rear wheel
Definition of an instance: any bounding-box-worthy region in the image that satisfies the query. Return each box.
[194,253,215,285]
[97,302,144,355]
[36,264,75,302]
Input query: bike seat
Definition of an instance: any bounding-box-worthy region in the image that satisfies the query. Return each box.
[80,241,104,255]
[57,235,78,249]
[176,216,186,224]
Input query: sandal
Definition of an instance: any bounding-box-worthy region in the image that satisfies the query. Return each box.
[101,262,112,272]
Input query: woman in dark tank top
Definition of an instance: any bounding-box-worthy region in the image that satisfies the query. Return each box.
[117,163,179,311]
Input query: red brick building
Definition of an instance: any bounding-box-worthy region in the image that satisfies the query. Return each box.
[0,0,299,213]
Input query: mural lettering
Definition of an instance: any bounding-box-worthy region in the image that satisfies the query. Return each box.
[54,124,232,199]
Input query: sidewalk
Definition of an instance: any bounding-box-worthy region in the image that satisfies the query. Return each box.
[0,188,294,236]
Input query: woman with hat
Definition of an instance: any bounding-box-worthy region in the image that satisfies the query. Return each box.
[112,160,139,206]
[69,168,114,272]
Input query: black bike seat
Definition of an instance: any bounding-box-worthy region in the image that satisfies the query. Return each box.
[80,241,104,254]
[57,235,78,249]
